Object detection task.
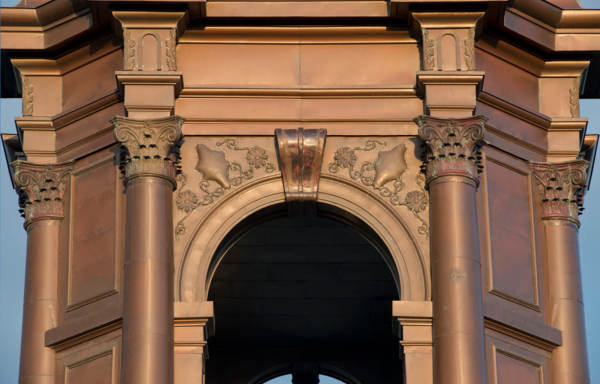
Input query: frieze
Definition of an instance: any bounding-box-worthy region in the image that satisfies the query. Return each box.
[12,160,73,225]
[113,115,183,184]
[530,160,588,225]
[326,140,429,237]
[416,115,486,185]
[175,139,276,238]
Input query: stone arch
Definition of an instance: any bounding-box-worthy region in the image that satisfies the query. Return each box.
[176,173,430,303]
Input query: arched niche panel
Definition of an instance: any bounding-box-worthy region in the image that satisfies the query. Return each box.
[176,174,430,303]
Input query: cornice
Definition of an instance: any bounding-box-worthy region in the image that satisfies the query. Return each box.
[484,317,560,352]
[478,91,588,132]
[11,40,121,76]
[112,10,186,29]
[1,2,94,50]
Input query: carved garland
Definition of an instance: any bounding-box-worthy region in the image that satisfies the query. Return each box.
[175,139,276,238]
[327,141,429,237]
[165,28,177,71]
[422,29,435,71]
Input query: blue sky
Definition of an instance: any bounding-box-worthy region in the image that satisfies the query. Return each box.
[1,1,599,383]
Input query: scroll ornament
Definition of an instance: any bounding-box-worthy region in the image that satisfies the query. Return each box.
[175,139,276,238]
[12,161,73,225]
[530,160,588,225]
[416,115,486,185]
[328,141,429,237]
[113,115,183,185]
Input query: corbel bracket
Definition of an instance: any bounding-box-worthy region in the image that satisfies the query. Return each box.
[275,128,326,210]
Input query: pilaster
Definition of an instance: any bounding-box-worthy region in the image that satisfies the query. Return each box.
[412,12,484,118]
[113,11,186,118]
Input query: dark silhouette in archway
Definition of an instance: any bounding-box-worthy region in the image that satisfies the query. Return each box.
[206,205,403,383]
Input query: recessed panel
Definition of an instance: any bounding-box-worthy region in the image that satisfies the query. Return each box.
[68,158,118,307]
[486,159,537,307]
[496,351,541,384]
[67,352,113,384]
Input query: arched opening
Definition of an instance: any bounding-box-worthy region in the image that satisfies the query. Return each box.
[205,203,403,383]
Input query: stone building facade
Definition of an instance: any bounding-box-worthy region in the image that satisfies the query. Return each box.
[1,0,600,383]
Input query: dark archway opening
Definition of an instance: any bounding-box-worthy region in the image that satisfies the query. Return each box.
[206,204,402,383]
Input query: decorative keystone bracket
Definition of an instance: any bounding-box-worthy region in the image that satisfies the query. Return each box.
[12,160,73,226]
[275,128,327,203]
[530,160,588,225]
[415,115,486,186]
[113,115,184,186]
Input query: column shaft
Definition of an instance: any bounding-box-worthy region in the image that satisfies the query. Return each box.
[429,176,485,384]
[122,177,174,384]
[113,115,182,384]
[417,115,487,384]
[530,160,589,384]
[545,221,589,384]
[19,220,60,384]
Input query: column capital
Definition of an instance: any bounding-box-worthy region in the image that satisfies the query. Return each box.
[12,160,73,226]
[416,115,486,186]
[113,115,184,186]
[530,160,588,225]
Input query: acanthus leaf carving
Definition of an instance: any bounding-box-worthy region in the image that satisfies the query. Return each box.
[12,160,73,225]
[124,29,137,71]
[327,141,429,237]
[416,115,486,185]
[112,115,183,184]
[175,139,276,238]
[165,28,177,71]
[463,28,475,71]
[422,29,435,71]
[530,160,588,225]
[22,76,34,116]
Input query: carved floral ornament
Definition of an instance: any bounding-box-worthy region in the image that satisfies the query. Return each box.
[12,160,73,225]
[175,139,276,238]
[112,115,183,185]
[530,160,588,225]
[415,115,486,185]
[327,141,429,237]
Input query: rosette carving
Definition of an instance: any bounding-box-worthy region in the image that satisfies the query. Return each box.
[12,160,73,225]
[530,160,588,225]
[416,115,486,185]
[112,115,183,185]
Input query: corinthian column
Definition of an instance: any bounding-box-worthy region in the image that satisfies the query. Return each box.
[12,161,73,384]
[416,115,487,384]
[530,160,590,384]
[113,115,183,384]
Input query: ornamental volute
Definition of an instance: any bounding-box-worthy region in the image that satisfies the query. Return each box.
[415,115,486,186]
[112,115,184,187]
[12,160,73,226]
[530,160,588,226]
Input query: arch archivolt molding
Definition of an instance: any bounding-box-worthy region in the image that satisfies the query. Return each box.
[174,135,431,303]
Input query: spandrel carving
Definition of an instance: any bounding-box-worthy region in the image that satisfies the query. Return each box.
[175,138,277,238]
[530,160,588,225]
[326,139,429,237]
[12,160,73,224]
